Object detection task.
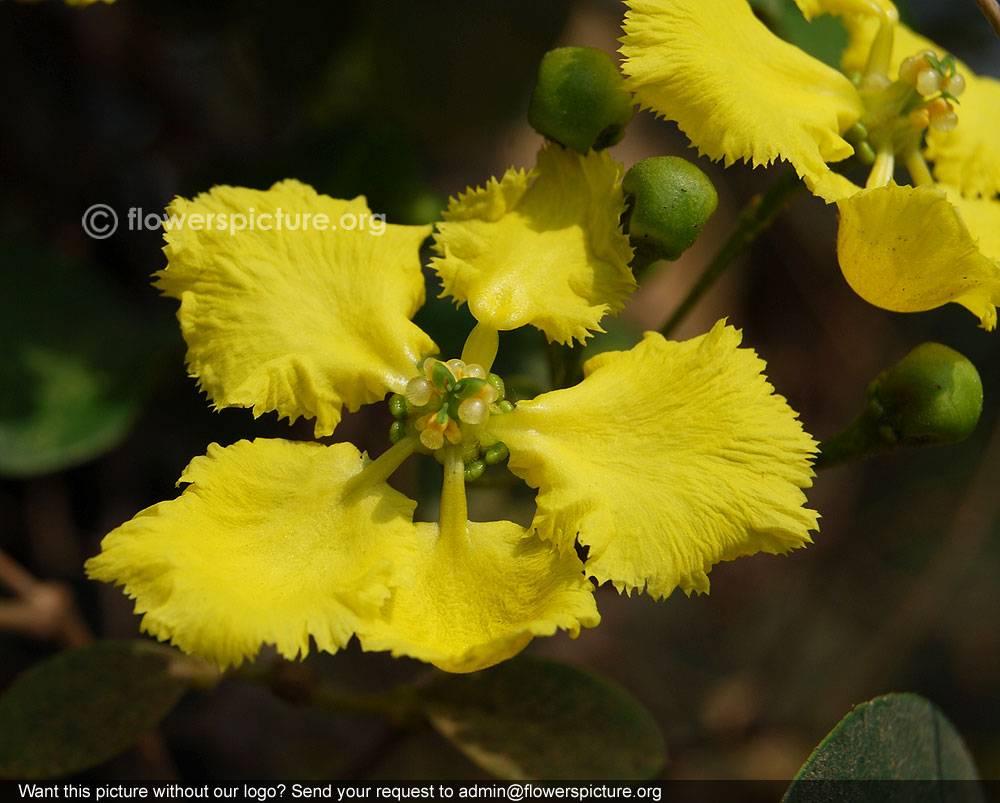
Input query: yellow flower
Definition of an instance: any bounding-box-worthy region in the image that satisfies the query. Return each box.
[621,0,1000,328]
[87,147,819,672]
[2,0,114,5]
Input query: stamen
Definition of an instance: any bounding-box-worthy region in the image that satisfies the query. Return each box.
[945,73,965,97]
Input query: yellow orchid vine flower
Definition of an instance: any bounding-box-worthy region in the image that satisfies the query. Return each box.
[621,0,1000,328]
[87,145,819,672]
[2,0,114,5]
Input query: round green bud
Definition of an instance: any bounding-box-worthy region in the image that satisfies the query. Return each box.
[528,46,635,154]
[497,400,515,414]
[484,441,510,466]
[622,156,718,262]
[872,342,983,446]
[464,459,486,482]
[388,393,407,419]
[389,421,408,444]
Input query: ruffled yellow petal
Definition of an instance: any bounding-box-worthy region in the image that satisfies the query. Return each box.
[489,323,819,599]
[85,439,420,669]
[158,180,436,437]
[431,145,635,345]
[837,185,1000,329]
[621,0,863,202]
[359,521,599,673]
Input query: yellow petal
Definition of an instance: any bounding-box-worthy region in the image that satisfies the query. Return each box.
[793,0,896,21]
[359,521,599,673]
[489,323,819,599]
[926,73,1000,200]
[431,145,635,345]
[86,439,420,669]
[158,180,436,437]
[620,0,863,202]
[837,185,1000,329]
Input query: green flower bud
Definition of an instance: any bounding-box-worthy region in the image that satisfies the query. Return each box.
[389,421,408,444]
[528,46,635,154]
[388,393,407,419]
[622,156,718,263]
[873,342,982,446]
[464,459,486,482]
[817,343,983,468]
[496,400,515,414]
[484,441,510,466]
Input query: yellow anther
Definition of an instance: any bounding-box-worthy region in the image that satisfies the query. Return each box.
[916,68,942,97]
[944,73,965,97]
[445,358,467,376]
[464,364,486,380]
[415,412,461,450]
[458,397,489,425]
[405,376,434,407]
[928,98,957,132]
[908,108,930,130]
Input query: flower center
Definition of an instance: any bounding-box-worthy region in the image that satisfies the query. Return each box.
[848,43,964,189]
[389,356,513,480]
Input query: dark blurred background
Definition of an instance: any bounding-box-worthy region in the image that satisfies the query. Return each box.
[1,0,998,781]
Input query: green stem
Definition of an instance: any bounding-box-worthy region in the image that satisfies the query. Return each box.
[813,412,885,470]
[659,169,805,339]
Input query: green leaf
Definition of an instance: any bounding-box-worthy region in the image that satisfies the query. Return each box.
[0,243,170,477]
[784,693,981,801]
[419,654,666,780]
[0,640,197,779]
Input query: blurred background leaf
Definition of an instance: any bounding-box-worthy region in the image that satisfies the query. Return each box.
[0,640,200,779]
[420,654,666,780]
[0,244,171,478]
